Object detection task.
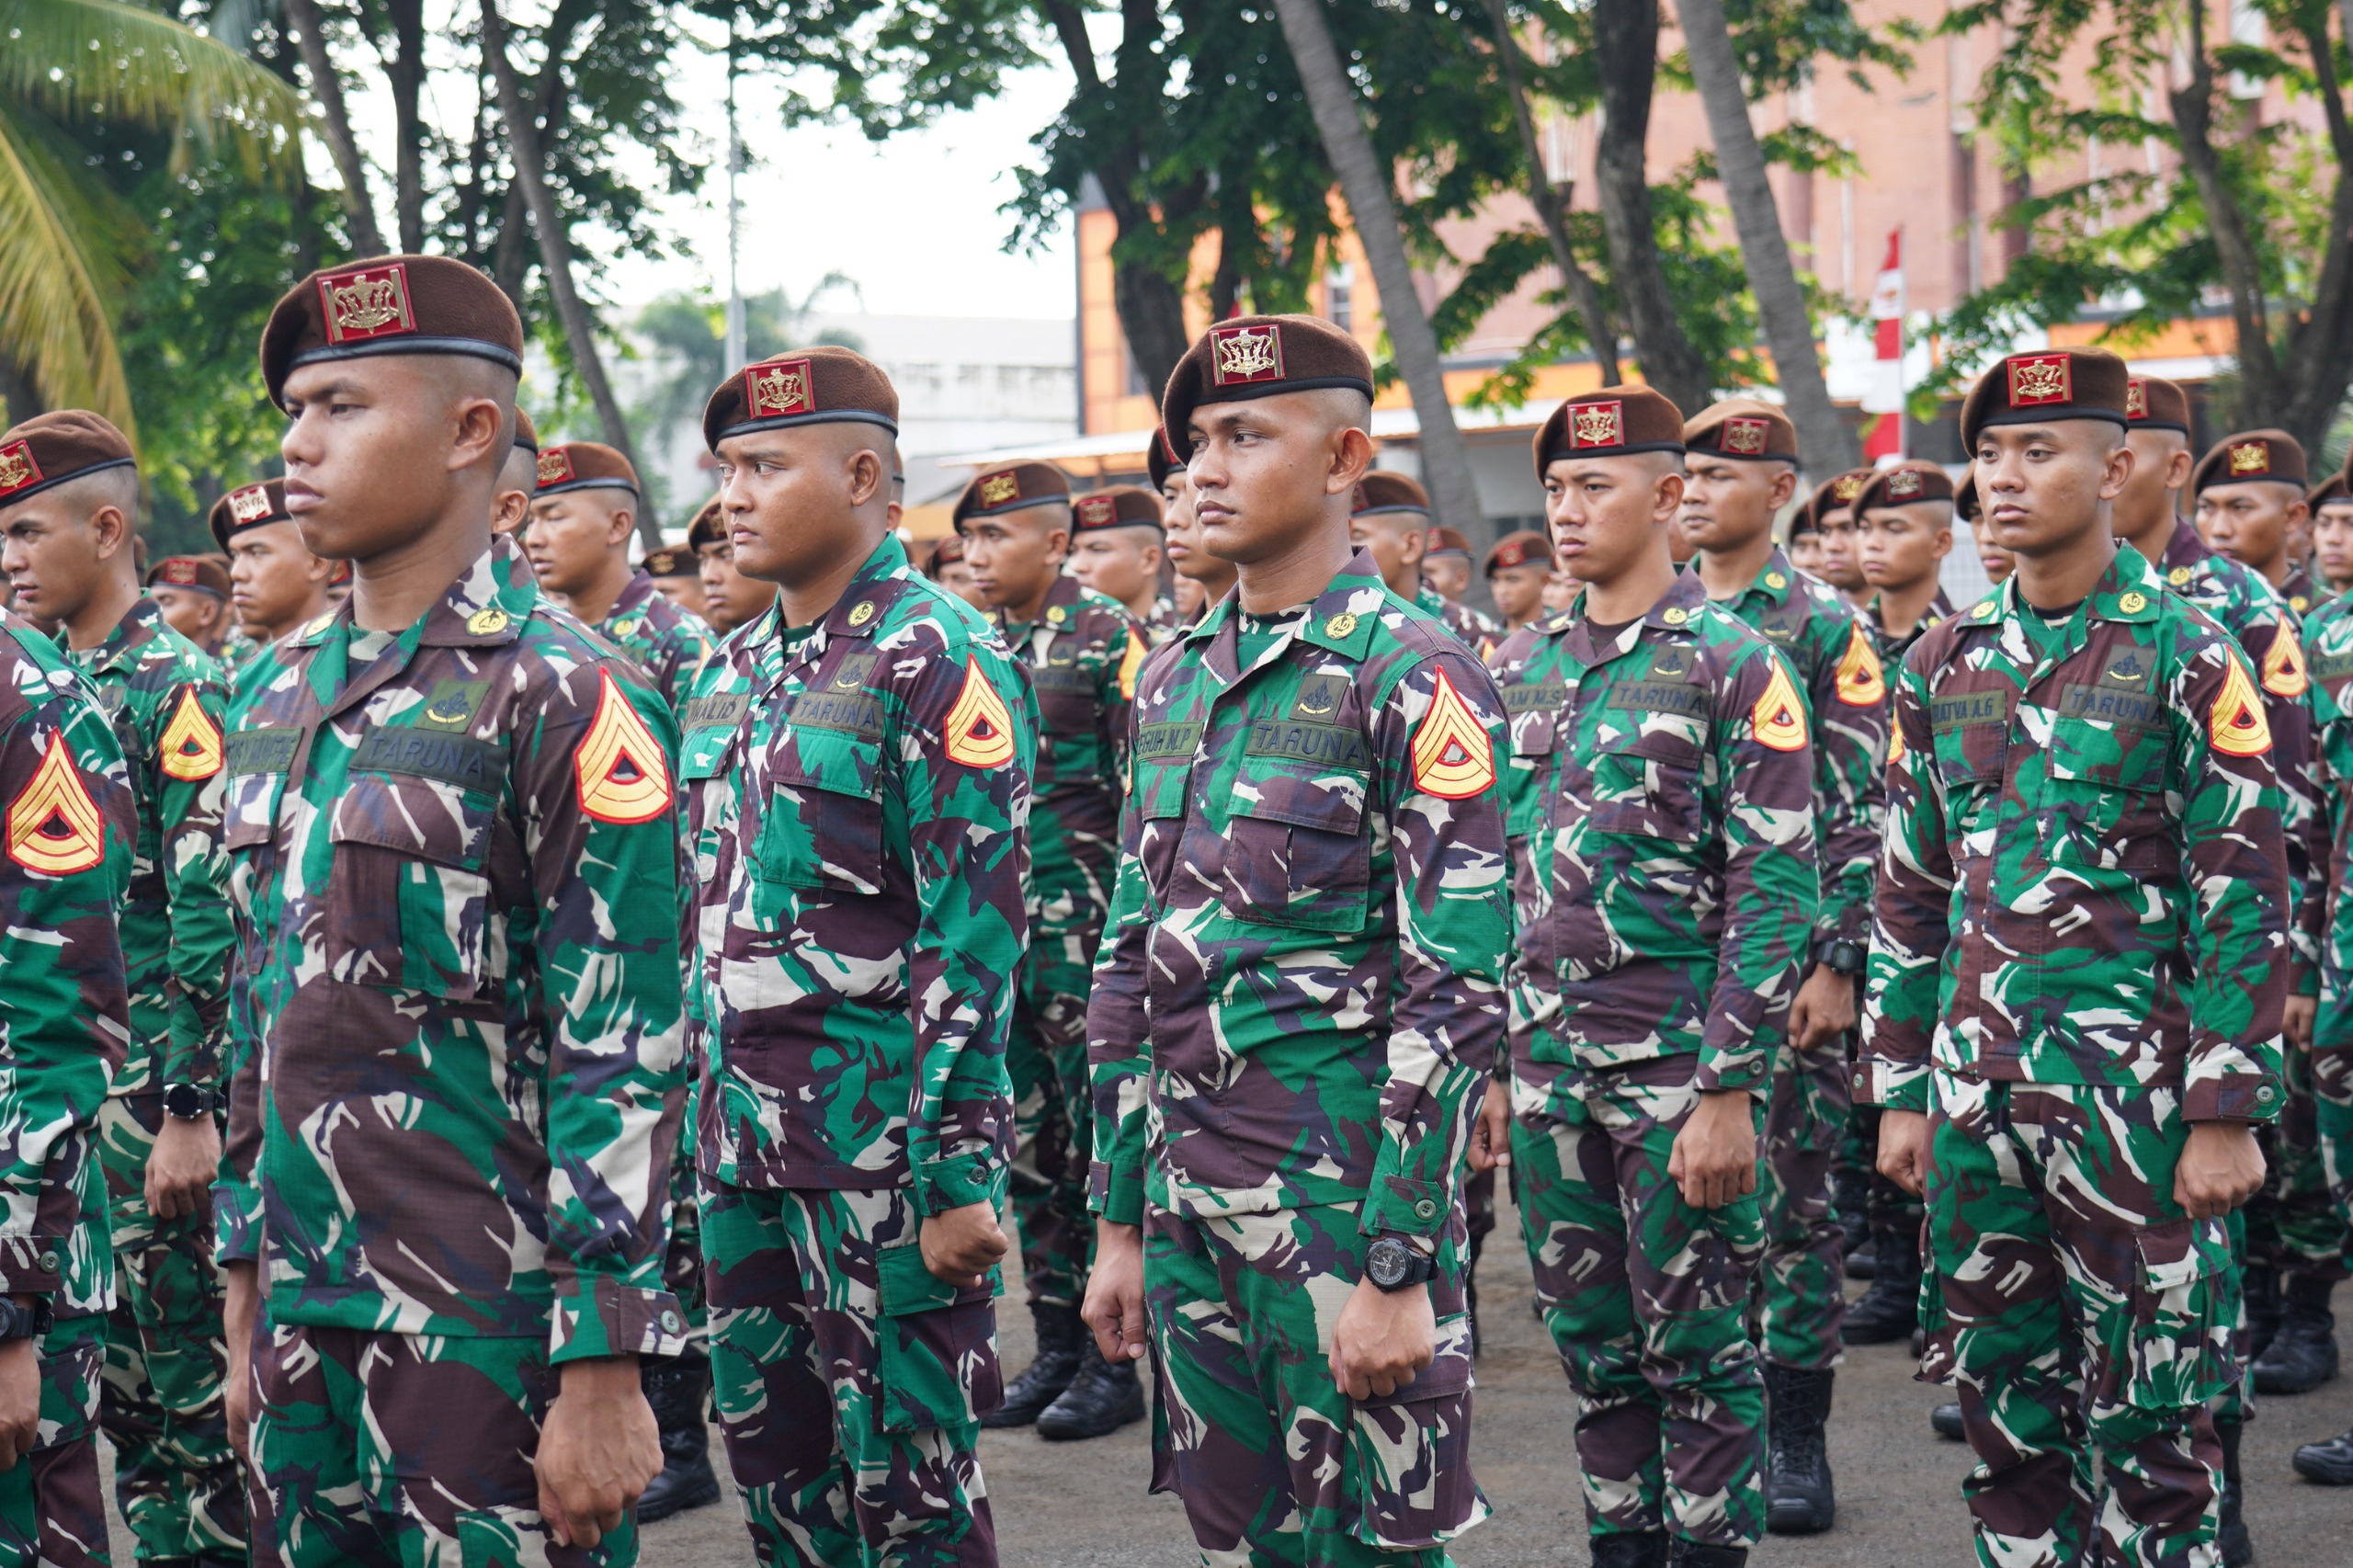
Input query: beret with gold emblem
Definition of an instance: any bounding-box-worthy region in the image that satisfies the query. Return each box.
[1533,385,1687,478]
[1352,472,1430,518]
[1683,398,1798,464]
[512,406,539,456]
[926,533,968,574]
[1146,426,1184,492]
[1073,485,1164,534]
[534,440,639,500]
[1795,467,1874,537]
[686,497,724,551]
[208,477,292,551]
[1427,525,1473,562]
[703,345,900,449]
[954,461,1073,529]
[148,555,231,599]
[2194,429,2307,496]
[1161,314,1375,443]
[2124,374,2192,437]
[261,254,524,408]
[1959,347,2131,447]
[642,545,693,577]
[1486,529,1555,575]
[1854,462,1956,515]
[0,410,137,509]
[1954,471,1981,523]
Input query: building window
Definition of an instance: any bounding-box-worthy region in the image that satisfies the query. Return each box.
[1326,264,1354,334]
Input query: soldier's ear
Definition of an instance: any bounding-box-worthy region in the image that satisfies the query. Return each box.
[606,505,635,548]
[1327,426,1376,497]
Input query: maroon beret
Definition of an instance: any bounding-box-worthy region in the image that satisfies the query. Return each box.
[148,555,231,599]
[0,410,137,509]
[687,498,724,550]
[642,546,694,577]
[1954,471,1981,523]
[703,347,899,449]
[2310,473,2352,510]
[512,406,540,456]
[927,533,967,571]
[1161,315,1375,444]
[209,478,292,551]
[1486,529,1554,574]
[1855,462,1956,514]
[535,441,638,499]
[1684,399,1798,464]
[1797,468,1874,535]
[1533,386,1686,477]
[2125,374,2192,437]
[2194,429,2308,495]
[1353,472,1430,518]
[1427,525,1472,561]
[955,462,1073,529]
[1074,486,1164,533]
[261,255,524,408]
[1146,426,1183,493]
[1960,347,2130,447]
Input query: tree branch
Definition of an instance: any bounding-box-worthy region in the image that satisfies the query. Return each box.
[282,0,385,254]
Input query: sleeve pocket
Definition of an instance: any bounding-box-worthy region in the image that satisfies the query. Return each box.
[872,1244,1004,1434]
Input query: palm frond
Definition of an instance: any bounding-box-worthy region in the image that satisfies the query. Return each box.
[0,102,139,433]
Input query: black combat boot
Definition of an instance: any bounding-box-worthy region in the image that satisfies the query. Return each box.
[1831,1167,1870,1270]
[2252,1273,2338,1395]
[636,1350,722,1524]
[1928,1402,1964,1441]
[2292,1424,2353,1483]
[2243,1264,2282,1363]
[982,1302,1086,1428]
[1036,1340,1144,1440]
[1762,1362,1836,1535]
[1841,1216,1919,1345]
[1589,1532,1669,1568]
[2215,1414,2253,1567]
[1666,1540,1747,1566]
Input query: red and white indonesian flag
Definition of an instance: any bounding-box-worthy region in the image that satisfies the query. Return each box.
[1861,230,1904,461]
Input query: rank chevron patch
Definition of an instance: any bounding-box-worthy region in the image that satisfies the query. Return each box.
[2262,627,2310,699]
[157,687,224,782]
[574,671,672,824]
[7,733,105,874]
[943,657,1017,768]
[2210,655,2273,756]
[1752,660,1810,752]
[1118,627,1148,702]
[1410,669,1495,799]
[1835,621,1886,706]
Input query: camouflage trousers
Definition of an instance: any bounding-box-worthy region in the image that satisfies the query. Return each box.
[663,1088,706,1342]
[0,1313,108,1568]
[1921,1074,2232,1568]
[701,1180,1001,1567]
[2245,1049,2347,1284]
[1006,933,1096,1311]
[247,1322,634,1568]
[1143,1202,1486,1566]
[1756,1038,1848,1370]
[1511,1057,1767,1549]
[2311,1050,2353,1277]
[96,1095,244,1563]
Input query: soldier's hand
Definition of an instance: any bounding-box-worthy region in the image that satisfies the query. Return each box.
[2285,995,2316,1052]
[536,1355,659,1551]
[2176,1121,2268,1221]
[1083,1220,1148,1364]
[920,1202,1011,1288]
[144,1114,222,1221]
[222,1261,257,1467]
[1468,1079,1512,1172]
[1789,963,1858,1052]
[1666,1089,1757,1210]
[1330,1278,1436,1401]
[1876,1109,1931,1198]
[0,1335,33,1471]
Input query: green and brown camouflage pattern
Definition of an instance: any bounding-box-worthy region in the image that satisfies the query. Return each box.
[1415,581,1499,659]
[0,1313,108,1568]
[595,566,711,715]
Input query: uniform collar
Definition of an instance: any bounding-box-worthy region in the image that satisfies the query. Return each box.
[1000,570,1086,637]
[295,532,536,652]
[1191,547,1385,684]
[1718,545,1800,607]
[1547,568,1706,668]
[77,596,168,674]
[1969,541,2162,631]
[606,567,659,622]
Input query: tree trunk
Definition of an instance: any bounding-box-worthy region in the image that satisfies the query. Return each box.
[1677,0,1857,471]
[1590,0,1711,413]
[478,0,655,546]
[2167,0,2285,429]
[2276,11,2353,450]
[386,0,428,254]
[1477,0,1620,385]
[1271,0,1486,537]
[283,0,385,255]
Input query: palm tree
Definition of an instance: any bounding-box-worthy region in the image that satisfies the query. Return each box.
[0,0,302,441]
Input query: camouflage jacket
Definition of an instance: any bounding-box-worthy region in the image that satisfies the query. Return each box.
[1415,582,1500,659]
[1695,547,1887,960]
[1488,574,1819,1096]
[679,534,1032,1214]
[1142,596,1184,645]
[2152,524,2325,993]
[596,568,711,714]
[216,537,688,1362]
[998,574,1139,941]
[2281,563,2321,620]
[1859,545,2289,1122]
[1086,550,1510,1243]
[1865,587,1956,665]
[63,598,233,1095]
[2301,614,2353,1048]
[0,612,134,1316]
[2304,584,2353,647]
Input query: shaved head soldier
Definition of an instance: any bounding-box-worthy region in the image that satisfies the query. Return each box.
[687,497,779,636]
[1349,471,1503,653]
[2200,428,2320,616]
[2309,473,2353,625]
[1485,530,1553,636]
[145,556,234,659]
[1423,524,1476,603]
[1151,426,1233,626]
[215,478,337,654]
[1854,462,1957,653]
[642,545,708,624]
[1067,484,1176,638]
[921,530,985,611]
[1806,469,1873,609]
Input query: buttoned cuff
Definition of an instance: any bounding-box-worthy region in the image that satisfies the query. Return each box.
[211,1177,263,1266]
[913,1153,1002,1217]
[2184,1071,2285,1124]
[1693,1044,1770,1097]
[164,1012,222,1092]
[1852,1058,1930,1114]
[1360,1158,1449,1238]
[0,1234,64,1297]
[550,1278,689,1364]
[1089,1159,1145,1228]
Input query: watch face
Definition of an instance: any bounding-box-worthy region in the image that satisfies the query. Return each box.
[1367,1241,1409,1289]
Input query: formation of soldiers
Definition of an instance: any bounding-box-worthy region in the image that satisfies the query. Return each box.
[0,246,2345,1568]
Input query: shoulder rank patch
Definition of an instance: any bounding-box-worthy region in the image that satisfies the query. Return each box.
[574,671,673,824]
[943,656,1017,769]
[1886,718,1907,767]
[156,687,224,781]
[1834,621,1886,707]
[2262,628,2310,699]
[2211,655,2273,756]
[1117,627,1147,702]
[1409,669,1496,800]
[7,733,106,875]
[1752,660,1810,753]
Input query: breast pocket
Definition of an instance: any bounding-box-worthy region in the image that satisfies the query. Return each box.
[1220,767,1371,933]
[1585,727,1703,844]
[327,772,498,999]
[2044,718,2172,874]
[221,771,285,926]
[753,729,884,895]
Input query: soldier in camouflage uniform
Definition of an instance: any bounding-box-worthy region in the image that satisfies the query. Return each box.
[1066,485,1177,640]
[1803,471,1875,611]
[1085,316,1505,1567]
[1866,347,2289,1568]
[2308,474,2353,616]
[1854,463,1958,654]
[642,545,710,625]
[2199,430,2322,618]
[1151,428,1234,628]
[685,348,1030,1565]
[1676,399,1884,1534]
[1489,387,1817,1568]
[0,412,245,1566]
[1484,532,1553,640]
[215,480,338,658]
[690,499,782,635]
[0,414,153,1568]
[1422,526,1475,606]
[1348,472,1503,654]
[222,256,687,1567]
[952,461,1145,1441]
[526,441,712,710]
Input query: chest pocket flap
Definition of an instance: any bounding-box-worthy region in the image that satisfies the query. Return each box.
[1586,723,1704,843]
[1222,762,1371,933]
[756,725,885,894]
[326,758,503,999]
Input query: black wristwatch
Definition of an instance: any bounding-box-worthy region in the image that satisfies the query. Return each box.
[1364,1236,1438,1294]
[162,1084,217,1120]
[0,1295,52,1343]
[1824,938,1866,977]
